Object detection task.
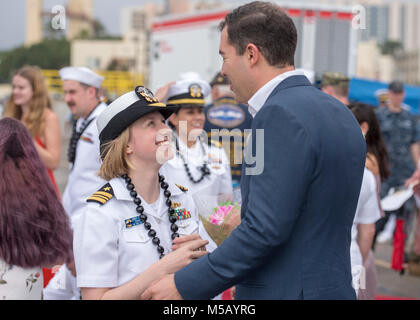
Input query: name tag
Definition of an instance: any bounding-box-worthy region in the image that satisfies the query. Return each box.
[125,216,144,228]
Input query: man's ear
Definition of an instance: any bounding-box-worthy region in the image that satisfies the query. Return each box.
[87,86,97,99]
[246,43,259,66]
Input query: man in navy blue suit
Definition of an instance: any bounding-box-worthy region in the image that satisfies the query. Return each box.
[142,1,366,300]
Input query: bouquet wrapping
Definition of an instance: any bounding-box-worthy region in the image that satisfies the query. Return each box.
[193,193,241,246]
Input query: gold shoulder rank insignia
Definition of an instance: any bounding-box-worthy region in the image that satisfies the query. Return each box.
[175,183,188,192]
[210,140,222,148]
[87,183,114,205]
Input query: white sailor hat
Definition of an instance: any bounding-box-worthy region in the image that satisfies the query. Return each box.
[59,66,104,88]
[165,72,210,107]
[97,86,173,157]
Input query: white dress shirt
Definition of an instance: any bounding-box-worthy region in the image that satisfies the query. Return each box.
[247,69,305,118]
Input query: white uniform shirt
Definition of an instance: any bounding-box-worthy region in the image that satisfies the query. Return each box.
[74,176,215,288]
[350,168,382,292]
[62,102,107,224]
[160,137,233,199]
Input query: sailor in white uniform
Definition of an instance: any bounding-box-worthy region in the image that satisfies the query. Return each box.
[159,73,233,201]
[43,66,107,300]
[59,66,108,224]
[73,86,210,299]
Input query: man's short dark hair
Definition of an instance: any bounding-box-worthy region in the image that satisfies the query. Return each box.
[218,1,297,67]
[388,80,404,93]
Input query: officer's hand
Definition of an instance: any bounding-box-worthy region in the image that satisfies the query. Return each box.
[160,238,208,274]
[171,234,206,251]
[141,274,182,300]
[155,81,176,102]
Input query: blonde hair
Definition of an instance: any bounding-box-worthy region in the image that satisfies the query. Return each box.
[99,128,134,181]
[4,66,52,138]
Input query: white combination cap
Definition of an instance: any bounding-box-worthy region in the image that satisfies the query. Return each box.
[59,66,104,88]
[165,72,210,106]
[97,86,173,159]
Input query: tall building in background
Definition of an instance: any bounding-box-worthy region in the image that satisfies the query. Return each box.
[119,3,166,79]
[318,0,420,50]
[25,0,43,46]
[67,0,94,39]
[169,0,191,14]
[71,2,168,83]
[313,0,420,84]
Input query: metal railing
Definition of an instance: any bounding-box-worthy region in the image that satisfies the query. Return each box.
[41,69,144,98]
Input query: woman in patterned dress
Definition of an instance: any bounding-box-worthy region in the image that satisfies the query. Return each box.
[0,118,73,299]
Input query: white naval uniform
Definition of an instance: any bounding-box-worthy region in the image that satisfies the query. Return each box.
[73,176,216,289]
[160,137,233,200]
[62,102,107,225]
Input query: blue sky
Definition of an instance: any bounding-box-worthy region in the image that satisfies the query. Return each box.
[0,0,161,51]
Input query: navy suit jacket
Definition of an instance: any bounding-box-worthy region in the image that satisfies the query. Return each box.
[175,75,366,299]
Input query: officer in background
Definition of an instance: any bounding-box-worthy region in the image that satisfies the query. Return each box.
[374,81,420,262]
[43,66,107,300]
[159,72,233,204]
[321,72,350,106]
[203,72,252,203]
[59,66,107,224]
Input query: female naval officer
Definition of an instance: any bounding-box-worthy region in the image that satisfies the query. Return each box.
[73,86,209,300]
[159,75,233,201]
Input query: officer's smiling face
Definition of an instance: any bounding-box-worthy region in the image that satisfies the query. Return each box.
[126,112,173,166]
[219,27,251,104]
[169,106,205,141]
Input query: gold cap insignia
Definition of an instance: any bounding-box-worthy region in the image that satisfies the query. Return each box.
[189,84,202,98]
[135,86,159,103]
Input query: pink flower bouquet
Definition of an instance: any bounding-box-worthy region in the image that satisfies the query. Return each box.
[199,201,241,246]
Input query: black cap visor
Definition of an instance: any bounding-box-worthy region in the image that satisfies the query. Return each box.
[99,100,173,146]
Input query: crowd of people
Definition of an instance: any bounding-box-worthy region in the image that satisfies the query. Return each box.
[1,1,420,300]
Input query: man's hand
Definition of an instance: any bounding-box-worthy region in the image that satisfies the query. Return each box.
[141,274,183,300]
